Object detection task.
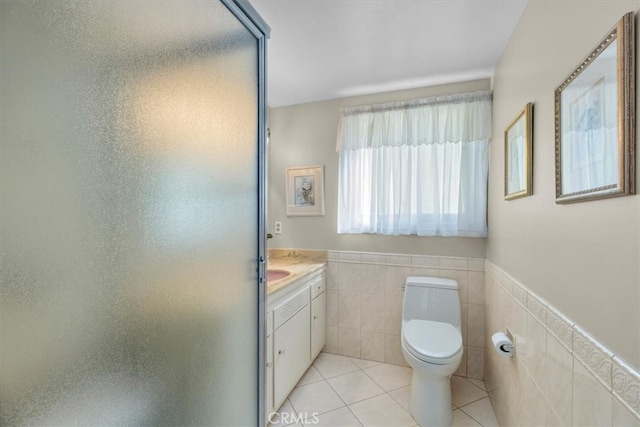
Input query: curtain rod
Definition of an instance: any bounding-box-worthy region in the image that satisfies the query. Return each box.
[339,90,492,116]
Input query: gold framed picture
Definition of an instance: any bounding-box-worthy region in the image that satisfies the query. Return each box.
[504,103,533,200]
[555,12,635,203]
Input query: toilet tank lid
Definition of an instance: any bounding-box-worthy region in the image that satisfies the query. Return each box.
[405,276,458,290]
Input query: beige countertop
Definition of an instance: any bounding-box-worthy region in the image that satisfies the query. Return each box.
[266,259,326,295]
[266,249,327,295]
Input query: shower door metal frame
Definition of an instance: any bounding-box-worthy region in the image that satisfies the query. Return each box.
[220,1,270,426]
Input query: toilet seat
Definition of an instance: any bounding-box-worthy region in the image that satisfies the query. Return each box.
[403,319,462,365]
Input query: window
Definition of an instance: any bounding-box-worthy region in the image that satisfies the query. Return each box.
[336,91,491,237]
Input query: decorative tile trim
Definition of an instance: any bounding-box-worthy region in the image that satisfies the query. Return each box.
[438,256,468,270]
[339,251,363,263]
[511,283,527,308]
[546,305,574,352]
[613,356,640,415]
[329,251,482,272]
[486,259,640,422]
[502,275,516,297]
[468,258,485,272]
[411,255,439,268]
[385,254,412,267]
[489,268,511,294]
[484,260,493,277]
[485,263,498,280]
[500,276,512,295]
[526,292,548,326]
[572,325,613,390]
[361,252,386,264]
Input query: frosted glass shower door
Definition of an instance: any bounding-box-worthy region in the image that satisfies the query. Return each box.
[1,1,268,425]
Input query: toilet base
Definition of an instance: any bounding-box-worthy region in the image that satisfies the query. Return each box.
[409,371,453,427]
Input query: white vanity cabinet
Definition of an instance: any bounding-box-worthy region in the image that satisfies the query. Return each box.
[266,267,326,418]
[273,286,311,407]
[310,276,326,359]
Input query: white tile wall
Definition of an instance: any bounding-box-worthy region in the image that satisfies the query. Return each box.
[485,260,640,426]
[325,250,485,379]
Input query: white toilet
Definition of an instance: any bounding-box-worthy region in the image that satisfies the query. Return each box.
[401,276,463,427]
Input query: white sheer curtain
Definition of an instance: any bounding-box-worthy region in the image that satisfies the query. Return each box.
[336,91,492,237]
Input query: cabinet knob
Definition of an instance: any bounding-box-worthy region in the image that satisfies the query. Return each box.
[266,362,272,368]
[313,316,318,320]
[278,349,285,355]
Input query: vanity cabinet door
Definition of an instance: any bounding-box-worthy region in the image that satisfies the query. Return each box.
[266,321,274,417]
[311,291,326,359]
[273,304,311,409]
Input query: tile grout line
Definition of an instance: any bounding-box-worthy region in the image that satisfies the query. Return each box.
[457,408,484,427]
[319,356,416,424]
[346,360,369,427]
[324,359,396,427]
[458,395,489,416]
[359,364,387,390]
[344,404,366,427]
[296,355,496,426]
[487,260,640,422]
[311,355,386,426]
[457,395,490,411]
[323,366,385,408]
[356,360,416,419]
[459,375,488,394]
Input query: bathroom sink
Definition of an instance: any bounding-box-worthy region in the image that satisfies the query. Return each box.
[267,269,291,282]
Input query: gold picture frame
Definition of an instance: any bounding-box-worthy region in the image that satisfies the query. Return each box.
[554,12,635,203]
[285,165,325,216]
[505,103,533,200]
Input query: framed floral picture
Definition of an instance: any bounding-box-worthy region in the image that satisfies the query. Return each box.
[286,165,325,216]
[554,12,635,203]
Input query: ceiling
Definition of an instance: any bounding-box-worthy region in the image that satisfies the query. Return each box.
[250,0,528,107]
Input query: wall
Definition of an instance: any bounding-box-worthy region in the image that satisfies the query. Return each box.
[487,0,640,373]
[323,250,486,380]
[268,79,489,258]
[486,1,640,425]
[267,4,640,421]
[484,261,640,426]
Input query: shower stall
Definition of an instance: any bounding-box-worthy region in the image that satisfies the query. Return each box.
[0,1,269,425]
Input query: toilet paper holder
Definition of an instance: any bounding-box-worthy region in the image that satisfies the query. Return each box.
[499,341,514,352]
[492,330,515,357]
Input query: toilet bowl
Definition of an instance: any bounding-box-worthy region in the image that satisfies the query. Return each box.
[401,277,463,427]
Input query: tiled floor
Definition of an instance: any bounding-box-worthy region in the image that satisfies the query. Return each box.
[269,352,498,427]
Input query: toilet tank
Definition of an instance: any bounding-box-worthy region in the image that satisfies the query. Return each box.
[402,276,461,328]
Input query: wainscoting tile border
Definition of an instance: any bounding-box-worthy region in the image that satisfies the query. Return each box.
[612,356,640,415]
[486,260,640,422]
[573,324,613,390]
[546,304,574,352]
[324,250,485,379]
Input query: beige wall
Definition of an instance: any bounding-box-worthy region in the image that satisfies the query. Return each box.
[487,0,640,370]
[268,79,489,258]
[268,0,640,373]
